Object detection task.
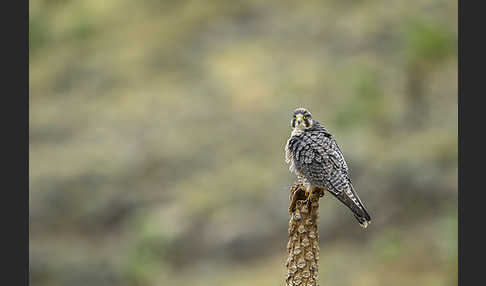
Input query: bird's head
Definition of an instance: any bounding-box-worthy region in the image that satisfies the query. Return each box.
[291,107,313,130]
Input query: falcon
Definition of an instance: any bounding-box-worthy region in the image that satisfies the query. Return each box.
[285,107,371,228]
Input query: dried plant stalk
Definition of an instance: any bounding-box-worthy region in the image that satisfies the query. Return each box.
[286,182,324,286]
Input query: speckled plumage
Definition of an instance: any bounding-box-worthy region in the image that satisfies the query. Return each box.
[285,108,371,228]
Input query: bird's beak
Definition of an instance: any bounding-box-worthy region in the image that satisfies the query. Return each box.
[296,114,303,125]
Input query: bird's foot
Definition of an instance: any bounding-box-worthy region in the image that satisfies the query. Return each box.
[305,186,325,203]
[305,191,312,202]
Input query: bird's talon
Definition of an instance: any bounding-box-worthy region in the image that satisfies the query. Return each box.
[306,192,312,202]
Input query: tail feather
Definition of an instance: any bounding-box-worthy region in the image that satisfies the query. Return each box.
[354,212,371,229]
[328,183,371,229]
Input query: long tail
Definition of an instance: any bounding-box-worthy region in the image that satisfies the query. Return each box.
[329,183,371,228]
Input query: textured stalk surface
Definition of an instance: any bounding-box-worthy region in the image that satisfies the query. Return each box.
[286,182,324,286]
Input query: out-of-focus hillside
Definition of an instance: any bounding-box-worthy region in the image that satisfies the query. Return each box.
[29,0,457,285]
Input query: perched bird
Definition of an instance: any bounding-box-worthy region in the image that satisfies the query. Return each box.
[285,107,371,228]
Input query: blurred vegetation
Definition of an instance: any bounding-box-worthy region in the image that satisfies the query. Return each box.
[29,0,457,285]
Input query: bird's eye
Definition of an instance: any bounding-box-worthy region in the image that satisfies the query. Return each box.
[304,116,308,119]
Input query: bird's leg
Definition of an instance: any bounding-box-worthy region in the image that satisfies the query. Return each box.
[306,188,313,201]
[306,185,317,202]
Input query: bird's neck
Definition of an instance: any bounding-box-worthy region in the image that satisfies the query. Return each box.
[291,128,304,137]
[310,121,330,133]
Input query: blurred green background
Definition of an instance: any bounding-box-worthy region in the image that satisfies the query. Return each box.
[29,0,457,285]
